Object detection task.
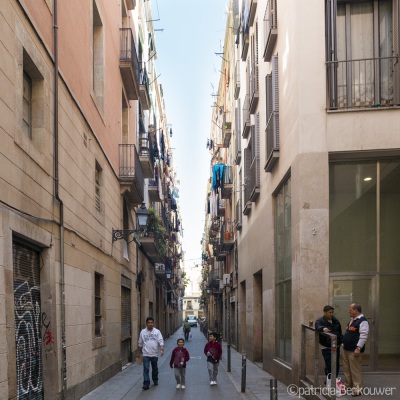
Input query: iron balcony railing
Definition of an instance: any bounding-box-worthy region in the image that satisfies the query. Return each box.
[138,130,155,164]
[119,28,139,82]
[327,56,400,110]
[140,63,150,95]
[119,28,139,100]
[235,198,242,230]
[118,144,144,200]
[242,94,250,138]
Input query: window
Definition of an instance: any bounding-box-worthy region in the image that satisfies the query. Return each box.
[326,0,400,109]
[94,272,103,337]
[275,178,291,363]
[23,73,32,139]
[95,162,102,212]
[22,49,45,147]
[92,0,104,110]
[330,159,400,272]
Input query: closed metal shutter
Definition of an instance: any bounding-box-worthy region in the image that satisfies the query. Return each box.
[13,241,43,400]
[121,277,131,341]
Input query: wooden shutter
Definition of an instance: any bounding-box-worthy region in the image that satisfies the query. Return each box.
[394,0,400,104]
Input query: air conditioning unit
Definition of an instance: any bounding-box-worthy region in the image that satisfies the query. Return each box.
[223,274,231,286]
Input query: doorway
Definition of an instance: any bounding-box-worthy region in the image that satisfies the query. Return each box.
[331,278,374,369]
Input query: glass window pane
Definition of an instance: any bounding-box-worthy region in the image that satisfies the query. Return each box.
[378,276,400,369]
[380,161,400,271]
[332,279,371,365]
[276,284,285,358]
[284,281,292,363]
[330,162,377,272]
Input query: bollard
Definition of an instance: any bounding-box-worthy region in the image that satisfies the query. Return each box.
[241,354,246,392]
[227,343,231,372]
[270,378,278,400]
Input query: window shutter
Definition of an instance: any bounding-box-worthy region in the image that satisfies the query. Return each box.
[272,55,279,141]
[265,55,279,172]
[254,112,260,188]
[244,147,252,204]
[235,105,242,165]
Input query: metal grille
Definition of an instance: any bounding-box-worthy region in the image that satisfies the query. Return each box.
[121,281,131,340]
[13,241,43,400]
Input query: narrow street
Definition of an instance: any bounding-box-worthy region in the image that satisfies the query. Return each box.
[82,326,299,400]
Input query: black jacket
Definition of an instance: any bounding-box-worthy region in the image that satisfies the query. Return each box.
[315,316,343,347]
[342,316,368,352]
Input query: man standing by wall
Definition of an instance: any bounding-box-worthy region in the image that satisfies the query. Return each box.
[315,305,343,380]
[138,317,164,390]
[342,303,369,397]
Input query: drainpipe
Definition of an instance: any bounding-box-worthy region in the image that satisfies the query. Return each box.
[53,1,67,397]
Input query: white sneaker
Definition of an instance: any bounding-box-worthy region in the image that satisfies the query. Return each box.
[176,384,181,389]
[214,381,217,385]
[210,381,214,385]
[181,385,185,389]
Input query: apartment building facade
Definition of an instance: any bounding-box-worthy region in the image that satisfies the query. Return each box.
[0,0,183,399]
[202,0,400,387]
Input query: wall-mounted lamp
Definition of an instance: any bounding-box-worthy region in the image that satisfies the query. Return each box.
[112,202,149,242]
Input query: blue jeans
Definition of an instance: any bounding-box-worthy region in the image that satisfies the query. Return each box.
[322,347,341,377]
[143,356,159,386]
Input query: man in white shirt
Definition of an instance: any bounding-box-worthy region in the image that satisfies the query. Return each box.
[138,316,164,390]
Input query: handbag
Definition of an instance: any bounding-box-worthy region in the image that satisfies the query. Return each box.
[189,332,192,338]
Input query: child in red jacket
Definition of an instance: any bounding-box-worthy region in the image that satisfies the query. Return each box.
[169,338,190,389]
[203,332,222,385]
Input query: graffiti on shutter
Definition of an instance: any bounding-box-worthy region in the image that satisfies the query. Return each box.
[13,241,44,400]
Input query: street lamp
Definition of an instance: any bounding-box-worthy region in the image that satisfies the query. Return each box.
[112,202,150,242]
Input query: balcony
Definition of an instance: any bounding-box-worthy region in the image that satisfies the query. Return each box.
[155,263,166,277]
[221,233,234,252]
[249,62,259,114]
[235,198,242,230]
[263,0,278,62]
[221,166,233,199]
[140,233,164,264]
[242,94,250,138]
[207,264,222,288]
[119,144,144,205]
[222,123,232,148]
[218,199,226,217]
[138,127,155,178]
[243,201,252,215]
[234,60,240,99]
[125,0,136,10]
[326,57,400,110]
[148,179,160,202]
[119,28,139,100]
[139,64,151,110]
[241,18,249,61]
[265,111,279,172]
[249,0,258,26]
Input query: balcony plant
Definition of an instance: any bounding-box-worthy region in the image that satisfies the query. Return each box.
[224,121,232,130]
[146,207,167,258]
